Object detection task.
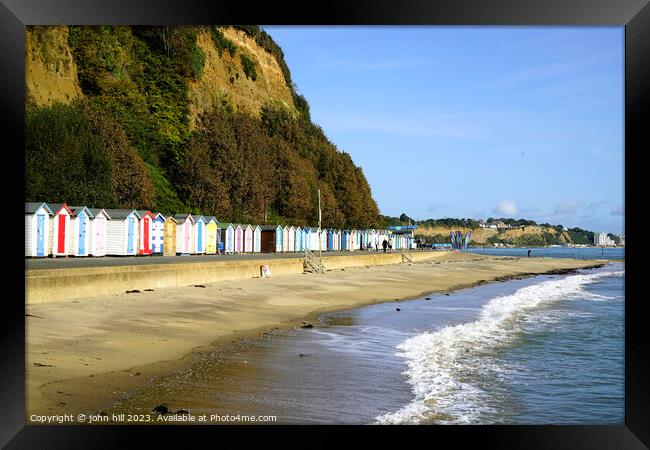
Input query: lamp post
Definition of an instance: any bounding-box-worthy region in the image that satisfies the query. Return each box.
[318,189,322,270]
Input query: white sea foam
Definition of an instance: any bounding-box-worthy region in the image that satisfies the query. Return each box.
[375,270,624,425]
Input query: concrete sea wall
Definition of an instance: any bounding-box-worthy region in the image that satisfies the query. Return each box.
[25,251,449,304]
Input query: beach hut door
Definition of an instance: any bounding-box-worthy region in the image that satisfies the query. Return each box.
[95,218,104,254]
[36,214,45,257]
[78,212,86,254]
[184,221,190,253]
[143,216,150,252]
[57,215,66,253]
[198,224,203,251]
[127,217,135,254]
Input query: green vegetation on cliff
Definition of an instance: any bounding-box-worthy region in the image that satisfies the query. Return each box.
[25,25,380,227]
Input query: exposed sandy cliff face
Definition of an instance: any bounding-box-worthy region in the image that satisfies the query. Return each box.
[25,26,82,107]
[26,26,295,127]
[188,27,295,127]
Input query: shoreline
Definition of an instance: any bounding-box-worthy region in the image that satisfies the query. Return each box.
[26,253,609,419]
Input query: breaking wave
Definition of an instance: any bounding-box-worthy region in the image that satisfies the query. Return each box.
[375,270,624,424]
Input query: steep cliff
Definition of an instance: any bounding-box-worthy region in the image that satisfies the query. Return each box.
[25,26,381,228]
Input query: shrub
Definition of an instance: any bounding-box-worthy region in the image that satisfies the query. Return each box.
[239,54,257,81]
[210,27,237,57]
[190,44,205,80]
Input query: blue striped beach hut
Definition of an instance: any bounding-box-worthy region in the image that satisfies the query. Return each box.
[104,209,141,256]
[219,223,235,254]
[68,206,93,257]
[25,202,54,257]
[341,229,350,251]
[253,225,262,253]
[193,215,207,254]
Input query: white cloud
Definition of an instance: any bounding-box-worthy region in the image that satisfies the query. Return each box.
[493,200,518,216]
[553,200,584,216]
[426,202,447,213]
[611,205,624,216]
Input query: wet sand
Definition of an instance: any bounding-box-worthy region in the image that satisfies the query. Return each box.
[26,252,605,419]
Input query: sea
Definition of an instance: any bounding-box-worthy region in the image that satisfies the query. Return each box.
[120,250,625,425]
[467,246,624,261]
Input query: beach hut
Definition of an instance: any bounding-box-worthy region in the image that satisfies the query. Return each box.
[294,226,302,252]
[335,229,342,251]
[303,227,309,251]
[253,225,262,253]
[276,226,284,252]
[243,224,254,253]
[306,227,319,251]
[234,224,244,253]
[205,216,219,255]
[220,223,235,254]
[327,228,334,252]
[300,227,307,252]
[88,208,110,257]
[135,210,155,256]
[341,230,350,251]
[151,213,165,255]
[174,214,195,255]
[298,227,307,251]
[320,228,328,252]
[349,229,359,251]
[281,226,289,252]
[260,225,281,253]
[68,206,93,257]
[104,209,141,256]
[193,215,207,255]
[25,202,53,257]
[163,216,177,256]
[287,226,296,252]
[47,203,73,257]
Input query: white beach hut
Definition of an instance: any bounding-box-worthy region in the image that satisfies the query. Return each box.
[88,208,110,256]
[244,224,254,253]
[220,223,235,254]
[68,206,93,257]
[282,225,290,252]
[104,209,141,256]
[25,202,53,257]
[253,225,262,253]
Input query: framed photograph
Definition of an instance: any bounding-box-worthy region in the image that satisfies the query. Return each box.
[2,0,646,446]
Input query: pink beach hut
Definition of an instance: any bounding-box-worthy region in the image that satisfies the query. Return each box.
[174,214,195,255]
[234,224,244,253]
[244,224,254,253]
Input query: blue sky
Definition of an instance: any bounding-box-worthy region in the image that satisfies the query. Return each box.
[264,27,624,234]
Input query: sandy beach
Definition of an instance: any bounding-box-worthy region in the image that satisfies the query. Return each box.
[26,252,606,419]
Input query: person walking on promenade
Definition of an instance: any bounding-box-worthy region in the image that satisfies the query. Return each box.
[388,238,393,253]
[382,239,388,253]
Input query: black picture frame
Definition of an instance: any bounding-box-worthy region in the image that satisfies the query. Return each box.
[1,0,646,447]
